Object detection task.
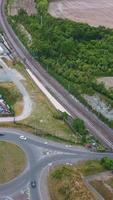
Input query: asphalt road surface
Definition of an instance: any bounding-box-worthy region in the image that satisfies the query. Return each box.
[0,128,113,200]
[1,0,113,149]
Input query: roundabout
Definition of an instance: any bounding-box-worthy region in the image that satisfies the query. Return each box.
[0,128,113,200]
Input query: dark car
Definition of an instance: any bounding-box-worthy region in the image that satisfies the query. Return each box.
[31,180,36,188]
[0,133,4,136]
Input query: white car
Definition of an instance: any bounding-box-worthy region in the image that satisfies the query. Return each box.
[19,135,27,140]
[66,163,72,166]
[48,162,52,166]
[44,141,48,144]
[65,145,72,148]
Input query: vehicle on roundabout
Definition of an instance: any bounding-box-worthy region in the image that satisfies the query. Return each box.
[31,180,36,188]
[19,135,27,140]
[0,133,4,136]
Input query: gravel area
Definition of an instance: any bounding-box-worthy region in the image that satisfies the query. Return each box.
[84,94,113,120]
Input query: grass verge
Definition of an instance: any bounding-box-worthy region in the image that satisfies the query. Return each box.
[48,160,106,200]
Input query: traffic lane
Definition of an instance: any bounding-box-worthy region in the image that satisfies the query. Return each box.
[30,174,40,200]
[0,141,39,196]
[0,128,90,153]
[0,167,30,196]
[28,137,113,157]
[0,130,113,157]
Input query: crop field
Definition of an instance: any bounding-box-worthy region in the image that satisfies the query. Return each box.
[48,0,113,28]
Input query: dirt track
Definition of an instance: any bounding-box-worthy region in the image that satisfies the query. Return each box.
[48,0,113,28]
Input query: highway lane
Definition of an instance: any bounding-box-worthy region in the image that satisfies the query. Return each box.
[0,128,113,199]
[1,0,113,149]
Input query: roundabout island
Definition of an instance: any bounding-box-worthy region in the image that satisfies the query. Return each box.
[0,141,26,184]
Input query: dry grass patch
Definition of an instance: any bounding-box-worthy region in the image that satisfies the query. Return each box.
[91,180,113,200]
[14,100,24,116]
[106,177,113,188]
[0,141,26,184]
[48,160,105,200]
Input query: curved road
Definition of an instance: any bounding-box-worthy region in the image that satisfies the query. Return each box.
[0,0,113,149]
[0,128,113,200]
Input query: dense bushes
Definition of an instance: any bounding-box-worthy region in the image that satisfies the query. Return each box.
[101,157,113,170]
[7,0,113,124]
[8,2,113,96]
[72,118,88,143]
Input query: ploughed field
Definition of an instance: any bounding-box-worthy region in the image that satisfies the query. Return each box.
[48,0,113,28]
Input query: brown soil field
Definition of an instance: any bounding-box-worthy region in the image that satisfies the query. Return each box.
[8,0,37,16]
[48,0,113,28]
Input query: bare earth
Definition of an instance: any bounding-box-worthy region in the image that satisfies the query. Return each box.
[48,0,113,28]
[8,0,37,16]
[98,77,113,89]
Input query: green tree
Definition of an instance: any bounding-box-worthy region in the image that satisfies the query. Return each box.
[101,157,113,170]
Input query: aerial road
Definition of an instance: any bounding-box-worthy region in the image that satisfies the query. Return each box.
[0,0,113,149]
[0,1,113,200]
[0,128,113,200]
